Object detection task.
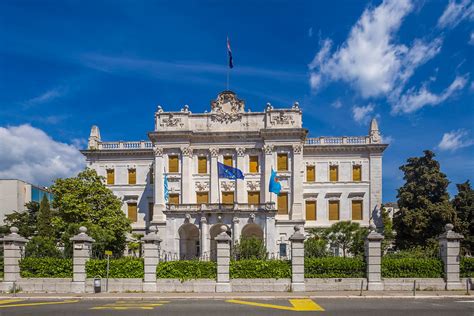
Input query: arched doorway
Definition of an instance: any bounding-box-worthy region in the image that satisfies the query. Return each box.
[241,223,264,240]
[178,223,200,260]
[210,224,231,261]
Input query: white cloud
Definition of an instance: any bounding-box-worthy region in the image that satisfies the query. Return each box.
[352,104,375,124]
[437,0,474,29]
[392,75,468,114]
[331,99,343,109]
[438,129,474,151]
[381,135,394,144]
[22,88,65,108]
[0,125,85,186]
[470,32,474,45]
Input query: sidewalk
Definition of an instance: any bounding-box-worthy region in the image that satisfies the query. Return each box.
[0,290,471,300]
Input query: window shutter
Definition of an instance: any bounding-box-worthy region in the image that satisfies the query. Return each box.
[277,192,288,215]
[128,203,137,222]
[128,169,136,185]
[328,200,339,220]
[248,191,260,205]
[330,166,338,182]
[224,156,233,167]
[106,169,114,185]
[352,200,363,220]
[306,166,315,182]
[305,200,317,220]
[353,165,362,182]
[169,194,179,205]
[249,156,259,173]
[198,156,207,174]
[196,192,209,204]
[277,154,288,171]
[169,155,179,173]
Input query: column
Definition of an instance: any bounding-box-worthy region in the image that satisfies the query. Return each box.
[210,147,219,203]
[181,146,193,204]
[232,217,240,246]
[142,226,162,292]
[265,214,277,255]
[200,216,209,260]
[439,223,464,290]
[2,227,27,289]
[153,146,166,223]
[369,153,383,227]
[289,225,305,292]
[291,144,304,220]
[236,147,246,204]
[365,225,384,291]
[215,225,232,292]
[70,226,95,293]
[263,144,273,204]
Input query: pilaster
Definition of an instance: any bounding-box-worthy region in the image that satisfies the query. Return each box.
[369,153,383,227]
[201,216,210,259]
[263,144,274,203]
[181,146,193,204]
[210,147,219,203]
[291,144,303,220]
[236,147,246,204]
[153,146,166,223]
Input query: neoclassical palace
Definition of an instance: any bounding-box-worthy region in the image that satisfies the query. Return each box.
[81,91,388,258]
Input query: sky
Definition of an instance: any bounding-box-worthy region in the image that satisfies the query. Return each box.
[0,0,473,202]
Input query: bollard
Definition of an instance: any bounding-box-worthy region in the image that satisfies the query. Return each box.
[413,280,416,297]
[359,279,364,296]
[467,278,471,295]
[93,276,102,293]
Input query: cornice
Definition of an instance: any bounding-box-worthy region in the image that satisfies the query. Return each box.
[80,149,154,158]
[303,144,388,153]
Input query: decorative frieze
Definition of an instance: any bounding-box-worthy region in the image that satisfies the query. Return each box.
[246,181,261,191]
[221,181,235,191]
[263,144,274,155]
[195,181,209,192]
[160,113,183,128]
[153,146,163,157]
[270,111,295,126]
[181,146,193,157]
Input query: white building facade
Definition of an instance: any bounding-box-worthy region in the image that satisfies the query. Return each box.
[81,91,388,258]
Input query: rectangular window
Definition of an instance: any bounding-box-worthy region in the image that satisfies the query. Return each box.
[248,191,260,205]
[329,165,339,182]
[279,243,287,257]
[249,156,259,173]
[352,200,363,220]
[169,193,179,205]
[148,202,154,221]
[106,169,114,185]
[196,192,209,204]
[127,203,137,222]
[224,155,233,167]
[128,168,136,185]
[168,155,179,173]
[198,156,208,174]
[329,200,340,220]
[222,191,234,204]
[277,153,288,171]
[306,165,315,182]
[353,165,362,182]
[305,200,317,221]
[277,192,288,215]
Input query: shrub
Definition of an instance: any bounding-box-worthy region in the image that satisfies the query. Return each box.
[233,237,267,260]
[305,238,330,258]
[230,260,291,279]
[86,257,144,278]
[385,245,439,259]
[156,260,216,280]
[382,258,443,278]
[24,236,62,258]
[305,257,366,278]
[20,258,72,278]
[461,257,474,277]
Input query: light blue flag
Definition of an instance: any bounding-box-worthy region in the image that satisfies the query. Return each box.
[269,168,281,195]
[164,171,169,203]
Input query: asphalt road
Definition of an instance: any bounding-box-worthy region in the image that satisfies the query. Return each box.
[0,298,472,315]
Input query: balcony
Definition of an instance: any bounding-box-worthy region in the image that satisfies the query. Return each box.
[98,141,153,150]
[164,203,276,213]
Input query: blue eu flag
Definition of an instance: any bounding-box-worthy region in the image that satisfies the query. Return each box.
[218,162,244,180]
[269,168,281,195]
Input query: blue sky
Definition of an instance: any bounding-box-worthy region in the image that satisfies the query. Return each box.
[0,0,473,202]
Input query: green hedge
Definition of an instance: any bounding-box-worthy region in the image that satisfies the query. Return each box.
[86,258,144,278]
[20,257,73,278]
[156,260,216,280]
[461,257,474,277]
[230,260,291,279]
[382,258,443,278]
[305,257,366,278]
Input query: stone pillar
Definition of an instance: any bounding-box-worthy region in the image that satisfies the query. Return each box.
[291,144,304,220]
[2,227,27,288]
[365,225,384,291]
[153,146,166,222]
[200,216,209,259]
[289,225,305,292]
[439,223,464,290]
[215,225,231,292]
[70,226,95,293]
[210,147,219,204]
[232,217,240,246]
[263,144,273,204]
[142,226,162,292]
[181,146,193,204]
[236,147,246,204]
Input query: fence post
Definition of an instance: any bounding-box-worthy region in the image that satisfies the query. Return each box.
[438,223,464,290]
[289,225,305,292]
[70,226,95,293]
[215,225,231,293]
[142,226,162,292]
[2,227,27,291]
[365,224,384,291]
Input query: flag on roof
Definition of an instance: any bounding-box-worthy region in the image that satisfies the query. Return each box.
[227,36,234,69]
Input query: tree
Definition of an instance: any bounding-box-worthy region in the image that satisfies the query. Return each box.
[1,201,39,237]
[452,180,474,255]
[317,221,368,257]
[393,150,458,249]
[51,168,131,256]
[381,205,395,252]
[37,195,53,237]
[233,237,267,259]
[304,237,330,258]
[25,236,62,258]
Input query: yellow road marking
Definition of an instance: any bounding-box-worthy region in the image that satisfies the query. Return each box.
[0,299,24,305]
[91,301,168,310]
[0,300,79,308]
[226,299,325,312]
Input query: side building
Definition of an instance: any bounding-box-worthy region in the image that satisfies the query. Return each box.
[81,91,388,258]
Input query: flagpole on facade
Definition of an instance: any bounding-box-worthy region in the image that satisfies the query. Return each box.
[226,68,229,91]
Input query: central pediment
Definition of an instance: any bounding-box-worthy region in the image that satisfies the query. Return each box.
[210,91,245,123]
